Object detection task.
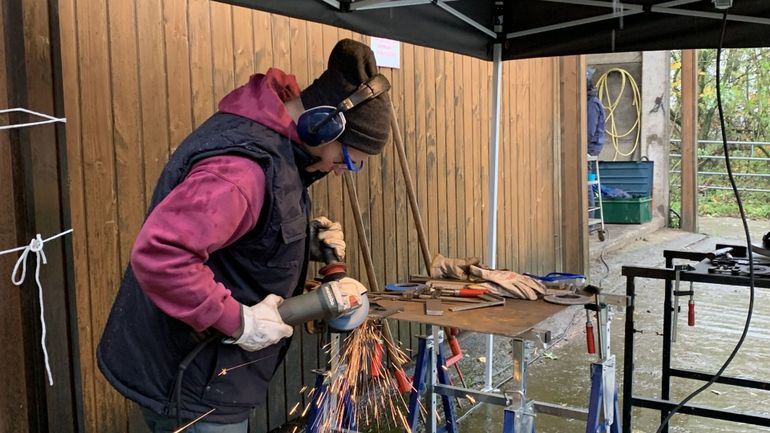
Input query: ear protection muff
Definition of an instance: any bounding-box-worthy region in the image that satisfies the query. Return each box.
[297,73,391,147]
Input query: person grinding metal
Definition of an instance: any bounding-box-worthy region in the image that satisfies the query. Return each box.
[97,39,391,433]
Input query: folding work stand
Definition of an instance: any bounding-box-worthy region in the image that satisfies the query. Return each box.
[402,300,624,433]
[621,245,770,433]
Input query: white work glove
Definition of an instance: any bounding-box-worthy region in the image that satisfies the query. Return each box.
[333,277,368,312]
[430,254,480,280]
[309,216,346,263]
[469,265,546,301]
[231,294,293,352]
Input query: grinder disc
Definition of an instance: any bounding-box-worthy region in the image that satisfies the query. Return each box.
[544,291,592,305]
[328,295,370,331]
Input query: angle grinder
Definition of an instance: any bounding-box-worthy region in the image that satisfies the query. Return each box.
[277,245,369,331]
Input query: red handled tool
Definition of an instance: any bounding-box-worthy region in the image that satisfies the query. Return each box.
[585,310,596,354]
[688,295,695,327]
[382,319,413,393]
[440,287,490,298]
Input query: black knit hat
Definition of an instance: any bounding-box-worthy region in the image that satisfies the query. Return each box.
[300,39,391,155]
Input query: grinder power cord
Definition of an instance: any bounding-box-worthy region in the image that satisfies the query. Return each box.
[656,10,756,433]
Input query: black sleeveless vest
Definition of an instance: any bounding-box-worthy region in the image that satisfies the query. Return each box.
[97,113,315,423]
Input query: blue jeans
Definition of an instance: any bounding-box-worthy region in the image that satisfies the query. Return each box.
[140,407,248,433]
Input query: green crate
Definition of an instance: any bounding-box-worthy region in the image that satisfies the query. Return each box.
[602,197,652,224]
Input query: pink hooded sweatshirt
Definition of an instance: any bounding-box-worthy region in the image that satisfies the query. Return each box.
[130,69,304,337]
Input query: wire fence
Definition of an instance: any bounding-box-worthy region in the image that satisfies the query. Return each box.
[669,139,770,193]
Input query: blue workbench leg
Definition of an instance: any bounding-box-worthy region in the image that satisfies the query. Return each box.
[436,342,458,433]
[586,360,621,433]
[407,337,430,431]
[502,409,518,433]
[343,388,357,431]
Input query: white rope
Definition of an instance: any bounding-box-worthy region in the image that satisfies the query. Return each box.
[0,229,73,386]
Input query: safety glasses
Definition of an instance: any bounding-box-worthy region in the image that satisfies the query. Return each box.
[339,143,364,172]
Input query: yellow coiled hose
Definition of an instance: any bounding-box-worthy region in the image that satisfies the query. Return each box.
[596,67,641,160]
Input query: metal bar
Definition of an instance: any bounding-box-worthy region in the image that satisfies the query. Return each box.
[620,265,770,289]
[622,276,636,433]
[661,250,707,261]
[650,5,770,26]
[631,397,770,427]
[669,368,770,390]
[433,384,511,406]
[668,185,770,193]
[482,42,504,395]
[541,0,699,7]
[660,256,674,433]
[487,43,502,270]
[671,139,770,146]
[691,171,770,178]
[511,339,527,400]
[449,300,505,312]
[506,11,642,39]
[434,1,497,38]
[318,0,341,9]
[349,0,431,11]
[533,401,589,421]
[669,155,770,162]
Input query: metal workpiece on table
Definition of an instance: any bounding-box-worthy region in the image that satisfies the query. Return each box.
[424,298,444,316]
[369,298,568,338]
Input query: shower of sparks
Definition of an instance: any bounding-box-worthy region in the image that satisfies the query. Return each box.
[289,402,301,416]
[217,358,264,376]
[307,319,416,433]
[172,408,216,433]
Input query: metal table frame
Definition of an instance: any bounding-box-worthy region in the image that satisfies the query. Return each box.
[621,245,770,433]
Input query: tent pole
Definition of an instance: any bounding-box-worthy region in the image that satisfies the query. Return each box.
[483,42,503,392]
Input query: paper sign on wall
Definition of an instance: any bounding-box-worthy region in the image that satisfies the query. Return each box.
[370,37,400,69]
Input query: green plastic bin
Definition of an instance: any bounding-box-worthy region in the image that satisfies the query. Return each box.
[602,197,652,224]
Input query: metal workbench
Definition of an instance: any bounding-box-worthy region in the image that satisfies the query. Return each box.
[621,244,770,433]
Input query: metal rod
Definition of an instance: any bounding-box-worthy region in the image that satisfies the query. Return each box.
[349,0,431,10]
[661,256,674,433]
[433,384,511,406]
[343,172,381,293]
[388,102,432,272]
[482,44,504,393]
[669,368,770,390]
[632,396,770,427]
[434,1,497,38]
[622,275,636,433]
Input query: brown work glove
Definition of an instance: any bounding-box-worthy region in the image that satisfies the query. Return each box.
[430,254,480,280]
[468,266,546,300]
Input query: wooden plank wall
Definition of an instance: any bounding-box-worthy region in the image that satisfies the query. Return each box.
[2,0,79,432]
[57,2,562,432]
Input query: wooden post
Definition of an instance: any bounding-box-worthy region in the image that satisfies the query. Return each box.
[680,49,699,232]
[343,172,381,293]
[389,102,432,273]
[558,56,588,274]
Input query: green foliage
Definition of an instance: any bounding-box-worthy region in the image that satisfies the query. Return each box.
[669,49,770,220]
[671,49,770,141]
[670,190,770,220]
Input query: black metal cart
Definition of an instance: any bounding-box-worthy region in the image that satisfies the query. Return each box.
[621,244,770,433]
